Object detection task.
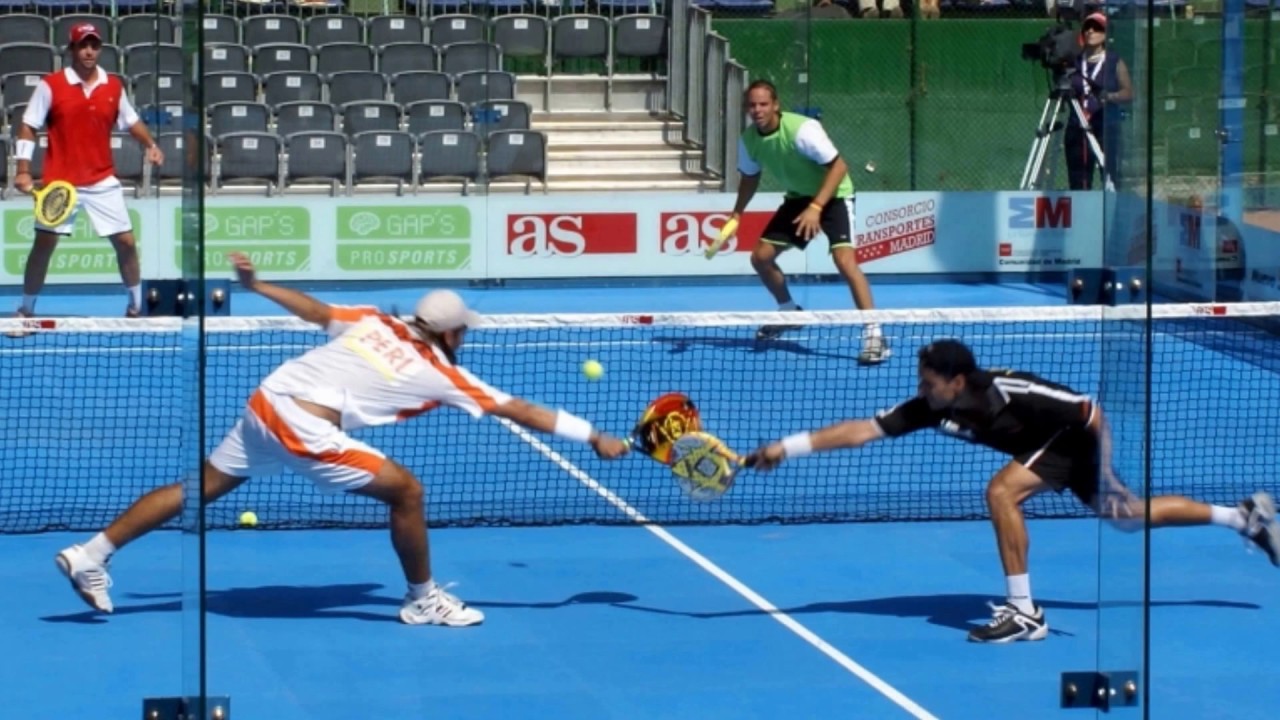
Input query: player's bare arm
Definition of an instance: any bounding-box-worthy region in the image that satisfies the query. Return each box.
[487,397,630,459]
[229,251,332,326]
[127,120,163,166]
[730,172,761,218]
[748,418,885,470]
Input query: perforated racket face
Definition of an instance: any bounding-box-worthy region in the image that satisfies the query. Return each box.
[670,432,737,501]
[38,185,74,226]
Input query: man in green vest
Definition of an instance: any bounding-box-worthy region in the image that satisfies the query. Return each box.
[729,80,888,365]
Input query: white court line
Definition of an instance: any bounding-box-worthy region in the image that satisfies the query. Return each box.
[495,417,940,720]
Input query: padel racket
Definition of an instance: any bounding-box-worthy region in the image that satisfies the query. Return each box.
[669,431,752,501]
[33,180,76,227]
[703,215,739,259]
[624,392,701,464]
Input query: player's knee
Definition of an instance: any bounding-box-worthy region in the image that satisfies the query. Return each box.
[110,233,137,251]
[383,461,423,506]
[750,245,776,270]
[985,478,1019,510]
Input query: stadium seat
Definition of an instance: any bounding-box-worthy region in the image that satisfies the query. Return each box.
[405,99,467,134]
[201,14,241,46]
[368,15,425,46]
[613,14,666,62]
[130,72,184,107]
[391,70,452,105]
[216,131,282,193]
[550,15,609,110]
[208,101,272,137]
[455,70,516,106]
[110,132,144,191]
[417,129,480,191]
[316,42,375,78]
[0,14,50,45]
[243,14,303,48]
[263,71,323,108]
[1,72,42,108]
[441,41,502,78]
[116,15,176,47]
[140,102,185,133]
[471,99,531,138]
[429,14,486,47]
[303,14,363,48]
[328,71,388,106]
[204,71,259,106]
[253,43,313,76]
[204,44,251,75]
[275,100,337,135]
[485,129,546,190]
[283,130,347,194]
[378,42,438,75]
[0,43,56,76]
[491,14,548,75]
[351,130,415,192]
[340,100,401,136]
[124,43,183,79]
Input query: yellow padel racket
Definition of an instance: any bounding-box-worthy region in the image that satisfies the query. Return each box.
[669,431,753,501]
[33,180,77,227]
[703,215,739,259]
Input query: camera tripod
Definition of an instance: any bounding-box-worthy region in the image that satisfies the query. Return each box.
[1020,84,1114,192]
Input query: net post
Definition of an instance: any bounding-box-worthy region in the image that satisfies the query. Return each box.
[141,696,231,719]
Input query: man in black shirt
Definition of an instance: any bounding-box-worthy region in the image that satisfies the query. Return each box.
[747,339,1280,643]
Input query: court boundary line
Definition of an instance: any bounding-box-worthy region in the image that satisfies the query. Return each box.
[496,417,940,720]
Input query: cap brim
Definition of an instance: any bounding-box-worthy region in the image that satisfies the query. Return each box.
[462,309,481,328]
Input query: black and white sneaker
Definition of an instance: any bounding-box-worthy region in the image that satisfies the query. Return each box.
[967,601,1048,643]
[755,306,805,341]
[1240,491,1280,566]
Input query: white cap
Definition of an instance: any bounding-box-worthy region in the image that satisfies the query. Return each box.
[413,289,480,331]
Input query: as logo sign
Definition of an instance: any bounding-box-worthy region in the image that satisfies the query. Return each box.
[507,214,637,257]
[1008,196,1072,229]
[659,212,767,255]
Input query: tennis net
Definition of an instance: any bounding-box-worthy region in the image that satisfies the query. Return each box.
[2,302,1278,533]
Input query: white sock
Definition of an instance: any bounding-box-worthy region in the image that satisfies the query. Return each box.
[83,533,116,564]
[1210,504,1247,532]
[20,294,37,314]
[1006,573,1035,614]
[778,300,798,311]
[408,580,435,600]
[864,322,882,338]
[126,285,141,310]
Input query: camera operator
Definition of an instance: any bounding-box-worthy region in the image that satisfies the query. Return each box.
[1065,13,1132,190]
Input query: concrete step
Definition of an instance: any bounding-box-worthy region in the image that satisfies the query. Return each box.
[534,112,687,146]
[548,144,705,176]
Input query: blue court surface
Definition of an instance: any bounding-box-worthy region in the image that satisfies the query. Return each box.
[3,279,1279,718]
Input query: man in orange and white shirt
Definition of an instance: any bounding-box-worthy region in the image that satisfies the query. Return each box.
[56,252,630,627]
[12,22,163,321]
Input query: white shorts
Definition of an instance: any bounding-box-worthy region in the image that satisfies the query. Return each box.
[208,388,386,494]
[36,177,132,237]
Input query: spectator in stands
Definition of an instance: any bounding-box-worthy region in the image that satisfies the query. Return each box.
[1064,12,1131,190]
[9,22,163,327]
[727,80,888,365]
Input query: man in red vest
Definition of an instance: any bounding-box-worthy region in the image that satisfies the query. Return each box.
[11,23,164,322]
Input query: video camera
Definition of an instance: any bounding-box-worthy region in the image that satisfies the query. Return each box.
[1021,22,1079,73]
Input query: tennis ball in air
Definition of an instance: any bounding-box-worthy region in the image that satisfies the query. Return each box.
[582,359,604,381]
[238,511,259,527]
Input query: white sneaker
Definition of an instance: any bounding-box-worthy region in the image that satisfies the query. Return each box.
[399,583,484,627]
[55,544,114,613]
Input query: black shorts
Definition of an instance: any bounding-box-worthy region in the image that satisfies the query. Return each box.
[761,196,855,252]
[1017,431,1100,506]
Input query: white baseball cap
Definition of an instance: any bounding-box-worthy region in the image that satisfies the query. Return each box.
[413,289,480,331]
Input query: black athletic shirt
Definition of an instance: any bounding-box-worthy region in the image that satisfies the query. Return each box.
[872,370,1096,457]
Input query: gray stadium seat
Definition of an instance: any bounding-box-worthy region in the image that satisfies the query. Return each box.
[455,70,515,106]
[155,132,210,185]
[284,130,347,194]
[613,14,667,61]
[471,99,530,137]
[116,15,176,48]
[131,73,184,107]
[327,70,387,106]
[0,43,56,75]
[405,99,466,135]
[0,137,7,193]
[243,15,303,49]
[276,100,337,136]
[441,41,501,78]
[485,129,546,189]
[552,14,610,65]
[141,102,185,133]
[200,14,240,46]
[418,129,479,191]
[110,132,144,189]
[341,100,401,136]
[0,14,51,45]
[203,44,251,75]
[1,72,42,108]
[6,103,28,138]
[351,130,415,192]
[315,42,374,78]
[391,70,451,105]
[490,14,548,72]
[263,71,323,108]
[124,43,183,79]
[304,14,363,49]
[204,71,258,106]
[253,43,312,77]
[368,15,424,46]
[216,131,281,192]
[208,101,271,137]
[378,42,437,76]
[429,14,485,47]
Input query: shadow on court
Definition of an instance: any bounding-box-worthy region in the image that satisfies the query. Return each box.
[652,335,865,362]
[39,584,639,625]
[612,592,1261,634]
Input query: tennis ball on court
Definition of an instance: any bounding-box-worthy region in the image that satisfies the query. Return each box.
[581,359,604,381]
[238,511,258,527]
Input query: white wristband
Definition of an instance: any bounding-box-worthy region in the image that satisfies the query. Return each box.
[781,432,814,458]
[553,410,595,444]
[14,139,35,161]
